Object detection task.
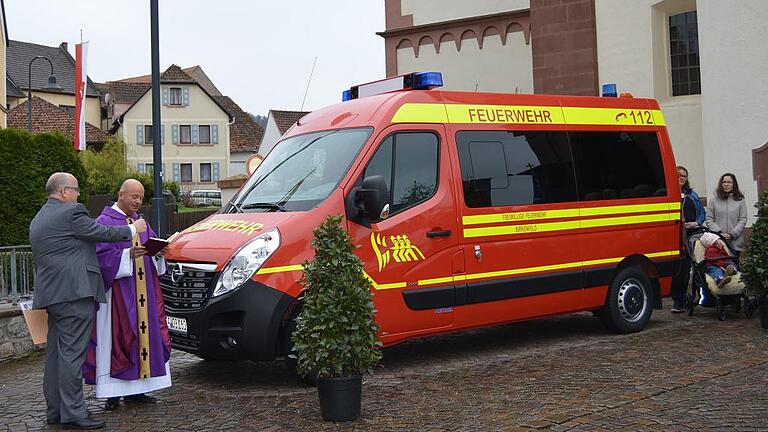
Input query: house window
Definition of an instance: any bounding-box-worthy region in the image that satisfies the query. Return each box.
[60,105,75,116]
[180,163,193,183]
[145,163,154,175]
[669,11,700,96]
[179,125,191,144]
[199,125,211,144]
[200,163,212,182]
[144,125,153,145]
[170,87,182,106]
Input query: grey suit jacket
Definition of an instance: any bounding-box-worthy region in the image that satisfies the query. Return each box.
[29,198,133,309]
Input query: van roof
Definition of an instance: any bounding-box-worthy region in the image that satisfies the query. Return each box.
[284,90,665,139]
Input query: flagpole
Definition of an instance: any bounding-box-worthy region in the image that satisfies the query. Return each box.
[150,0,164,236]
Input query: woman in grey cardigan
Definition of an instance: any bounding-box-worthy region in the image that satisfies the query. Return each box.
[704,172,748,260]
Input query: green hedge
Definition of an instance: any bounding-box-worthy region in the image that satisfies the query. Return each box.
[0,129,87,246]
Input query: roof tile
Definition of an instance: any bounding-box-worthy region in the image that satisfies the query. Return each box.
[213,96,264,152]
[7,40,100,97]
[8,96,108,144]
[271,110,310,134]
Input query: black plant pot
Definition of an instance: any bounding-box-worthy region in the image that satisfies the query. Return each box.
[760,297,768,329]
[317,375,362,422]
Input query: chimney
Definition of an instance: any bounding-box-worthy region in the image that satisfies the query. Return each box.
[60,42,68,52]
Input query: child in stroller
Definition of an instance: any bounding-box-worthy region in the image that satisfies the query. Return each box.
[684,228,757,320]
[700,232,738,302]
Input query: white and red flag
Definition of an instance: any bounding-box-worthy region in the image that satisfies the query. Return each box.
[74,42,88,152]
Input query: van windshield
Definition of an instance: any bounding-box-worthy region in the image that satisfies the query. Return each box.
[234,128,372,212]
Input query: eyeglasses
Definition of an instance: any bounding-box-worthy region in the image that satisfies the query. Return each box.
[63,186,80,192]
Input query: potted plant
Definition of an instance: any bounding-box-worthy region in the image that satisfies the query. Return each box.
[741,188,768,328]
[291,215,382,422]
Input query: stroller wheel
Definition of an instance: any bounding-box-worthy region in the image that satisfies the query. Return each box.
[745,299,757,319]
[686,293,695,316]
[733,297,742,313]
[717,306,727,321]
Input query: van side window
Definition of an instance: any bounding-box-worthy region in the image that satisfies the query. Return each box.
[456,131,576,207]
[363,132,439,216]
[570,132,667,200]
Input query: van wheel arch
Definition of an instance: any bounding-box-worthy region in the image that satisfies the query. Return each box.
[599,260,655,334]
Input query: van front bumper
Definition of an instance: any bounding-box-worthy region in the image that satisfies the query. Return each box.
[164,279,295,361]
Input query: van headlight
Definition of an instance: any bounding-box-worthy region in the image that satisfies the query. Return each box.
[213,228,280,297]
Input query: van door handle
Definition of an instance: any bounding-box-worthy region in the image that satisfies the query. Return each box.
[427,230,451,238]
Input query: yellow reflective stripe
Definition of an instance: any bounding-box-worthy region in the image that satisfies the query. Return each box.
[464,260,580,281]
[463,208,580,225]
[391,103,447,123]
[464,212,679,238]
[464,202,681,226]
[391,103,667,127]
[580,202,672,217]
[444,104,565,124]
[256,264,303,275]
[464,220,581,238]
[579,212,679,229]
[418,276,454,286]
[562,107,666,126]
[256,250,680,291]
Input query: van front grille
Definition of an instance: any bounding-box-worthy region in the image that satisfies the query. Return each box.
[160,261,218,312]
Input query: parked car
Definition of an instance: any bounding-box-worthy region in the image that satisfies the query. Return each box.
[189,190,222,207]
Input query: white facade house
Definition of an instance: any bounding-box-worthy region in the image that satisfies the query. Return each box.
[257,110,309,157]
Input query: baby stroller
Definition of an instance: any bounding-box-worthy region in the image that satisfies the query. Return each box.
[683,228,758,320]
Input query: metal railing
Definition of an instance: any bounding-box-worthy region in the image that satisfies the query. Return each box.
[0,245,34,305]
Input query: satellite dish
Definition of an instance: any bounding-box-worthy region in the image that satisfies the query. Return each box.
[104,93,112,104]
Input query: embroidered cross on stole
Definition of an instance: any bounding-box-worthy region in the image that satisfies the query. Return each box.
[127,217,151,379]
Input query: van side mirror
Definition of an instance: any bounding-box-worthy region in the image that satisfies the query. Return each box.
[356,175,389,221]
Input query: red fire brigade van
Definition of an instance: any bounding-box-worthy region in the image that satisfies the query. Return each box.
[161,72,683,363]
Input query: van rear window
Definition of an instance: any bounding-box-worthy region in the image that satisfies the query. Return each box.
[570,131,666,200]
[456,131,577,207]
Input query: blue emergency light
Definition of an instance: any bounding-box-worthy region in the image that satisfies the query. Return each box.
[602,83,618,97]
[342,71,443,102]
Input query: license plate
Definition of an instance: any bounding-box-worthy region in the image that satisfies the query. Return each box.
[166,316,187,334]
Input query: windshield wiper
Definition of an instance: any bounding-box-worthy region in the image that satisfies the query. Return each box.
[239,202,288,212]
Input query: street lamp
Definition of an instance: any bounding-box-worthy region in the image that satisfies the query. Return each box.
[27,55,62,131]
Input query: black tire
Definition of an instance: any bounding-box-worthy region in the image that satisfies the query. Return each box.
[717,306,727,321]
[745,299,757,319]
[600,267,654,334]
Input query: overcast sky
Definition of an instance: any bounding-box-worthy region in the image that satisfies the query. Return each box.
[6,0,386,116]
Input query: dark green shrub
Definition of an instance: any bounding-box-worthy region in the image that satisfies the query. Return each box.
[0,129,87,246]
[292,215,382,378]
[742,188,768,297]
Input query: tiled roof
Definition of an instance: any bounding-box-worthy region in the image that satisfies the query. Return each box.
[7,40,100,97]
[159,64,196,83]
[6,77,25,98]
[213,96,264,152]
[95,81,150,104]
[270,110,310,134]
[8,96,108,144]
[114,65,222,96]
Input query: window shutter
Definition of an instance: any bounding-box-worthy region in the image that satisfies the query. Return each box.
[182,87,190,106]
[161,125,165,145]
[192,125,199,144]
[137,163,145,173]
[162,87,169,106]
[136,125,144,145]
[172,163,180,182]
[172,125,179,144]
[213,162,220,181]
[212,124,219,145]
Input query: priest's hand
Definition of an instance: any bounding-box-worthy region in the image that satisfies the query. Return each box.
[133,218,148,234]
[157,246,169,257]
[130,245,147,259]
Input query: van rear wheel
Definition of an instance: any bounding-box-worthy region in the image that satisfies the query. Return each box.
[600,267,653,334]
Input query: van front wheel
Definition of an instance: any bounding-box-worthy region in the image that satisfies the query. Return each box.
[600,267,653,334]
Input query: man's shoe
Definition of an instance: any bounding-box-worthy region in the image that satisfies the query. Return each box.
[725,265,737,277]
[60,416,106,430]
[46,417,60,425]
[104,397,120,411]
[671,306,685,313]
[124,393,157,404]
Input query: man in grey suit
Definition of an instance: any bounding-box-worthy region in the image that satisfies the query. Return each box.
[30,172,147,430]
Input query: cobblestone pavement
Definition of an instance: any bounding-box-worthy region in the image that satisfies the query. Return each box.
[2,298,767,431]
